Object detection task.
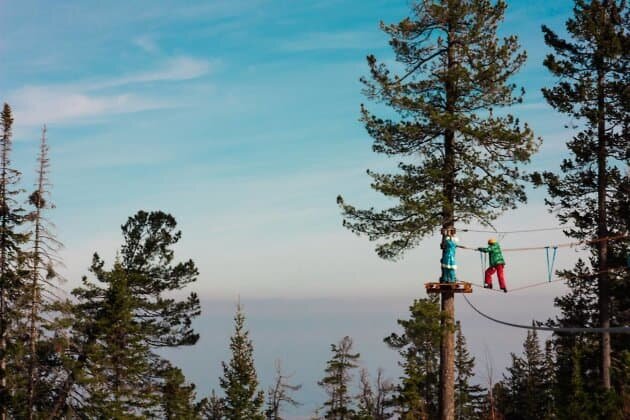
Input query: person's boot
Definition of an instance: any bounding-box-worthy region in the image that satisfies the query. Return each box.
[501,287,508,293]
[484,283,492,289]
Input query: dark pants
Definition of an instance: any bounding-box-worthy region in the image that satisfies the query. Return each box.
[485,264,506,289]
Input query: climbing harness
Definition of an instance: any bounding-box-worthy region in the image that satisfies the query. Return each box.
[545,246,558,282]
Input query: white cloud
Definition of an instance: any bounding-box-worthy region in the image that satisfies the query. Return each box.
[91,56,218,90]
[10,86,167,126]
[132,35,160,54]
[8,56,217,126]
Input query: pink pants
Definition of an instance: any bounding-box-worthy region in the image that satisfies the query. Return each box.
[485,264,506,289]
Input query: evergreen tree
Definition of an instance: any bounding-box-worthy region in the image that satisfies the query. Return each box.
[336,2,538,416]
[317,336,360,420]
[0,103,28,419]
[497,328,555,420]
[454,321,484,420]
[265,360,301,420]
[534,0,630,397]
[78,261,156,417]
[50,211,201,417]
[220,303,265,420]
[563,348,592,420]
[533,0,629,415]
[19,125,63,419]
[384,297,441,419]
[199,390,225,420]
[337,0,537,258]
[541,340,557,419]
[160,363,200,420]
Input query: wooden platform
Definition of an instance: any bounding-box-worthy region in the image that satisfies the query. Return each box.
[425,281,473,294]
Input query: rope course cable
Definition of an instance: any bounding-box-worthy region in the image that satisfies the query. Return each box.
[461,227,567,234]
[459,233,629,253]
[468,267,627,293]
[462,294,630,334]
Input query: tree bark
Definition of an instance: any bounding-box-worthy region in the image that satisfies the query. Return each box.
[439,11,457,419]
[0,130,9,420]
[596,63,611,391]
[440,290,455,420]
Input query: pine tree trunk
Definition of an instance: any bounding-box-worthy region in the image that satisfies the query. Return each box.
[439,15,457,420]
[596,64,611,391]
[440,291,455,420]
[0,143,8,420]
[27,198,42,420]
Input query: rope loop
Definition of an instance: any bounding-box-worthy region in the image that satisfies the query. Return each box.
[545,246,558,282]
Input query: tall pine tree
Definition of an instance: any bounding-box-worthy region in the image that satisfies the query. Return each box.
[199,389,225,420]
[497,328,555,420]
[384,297,441,419]
[337,2,538,416]
[0,103,28,419]
[220,303,265,420]
[159,363,200,420]
[21,125,63,419]
[317,336,360,420]
[533,0,629,414]
[454,321,484,420]
[50,211,201,417]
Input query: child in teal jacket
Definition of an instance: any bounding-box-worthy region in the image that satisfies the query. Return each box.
[440,228,460,283]
[478,238,507,292]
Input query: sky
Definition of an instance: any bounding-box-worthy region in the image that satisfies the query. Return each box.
[1,0,585,417]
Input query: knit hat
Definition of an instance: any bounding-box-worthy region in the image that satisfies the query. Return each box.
[488,238,497,244]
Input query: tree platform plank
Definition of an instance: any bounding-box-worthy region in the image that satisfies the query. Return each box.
[424,282,473,294]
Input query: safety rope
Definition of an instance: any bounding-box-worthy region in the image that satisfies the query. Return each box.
[459,233,629,253]
[462,294,630,334]
[470,282,504,293]
[545,246,558,282]
[461,227,567,234]
[478,250,487,283]
[469,267,627,293]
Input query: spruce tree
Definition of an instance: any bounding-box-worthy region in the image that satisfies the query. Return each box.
[317,336,360,420]
[0,103,28,419]
[542,340,557,419]
[160,363,200,420]
[220,303,265,420]
[337,2,538,416]
[20,126,62,419]
[199,390,225,420]
[533,0,629,410]
[384,297,441,419]
[454,321,484,420]
[51,211,201,417]
[497,328,555,420]
[563,348,592,420]
[77,261,155,417]
[265,360,301,420]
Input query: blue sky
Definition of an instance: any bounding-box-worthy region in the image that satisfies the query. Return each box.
[1,0,576,299]
[2,0,584,417]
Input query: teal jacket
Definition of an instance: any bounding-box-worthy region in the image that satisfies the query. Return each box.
[479,243,505,266]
